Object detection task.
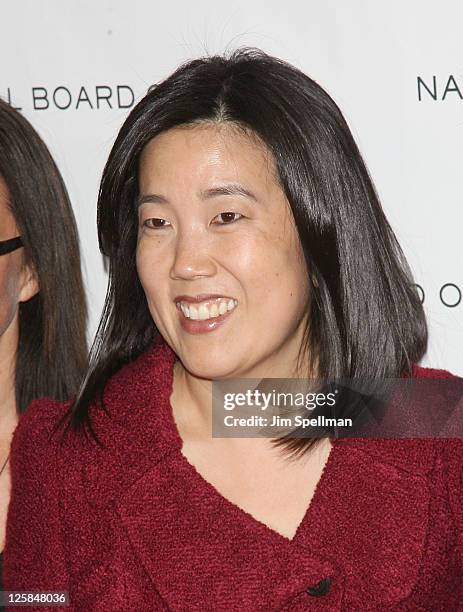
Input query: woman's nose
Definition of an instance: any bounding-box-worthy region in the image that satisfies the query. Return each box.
[169,228,217,280]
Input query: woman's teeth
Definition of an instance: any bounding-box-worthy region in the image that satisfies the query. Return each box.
[179,298,238,321]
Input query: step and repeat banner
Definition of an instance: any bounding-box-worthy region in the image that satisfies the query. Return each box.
[2,0,462,373]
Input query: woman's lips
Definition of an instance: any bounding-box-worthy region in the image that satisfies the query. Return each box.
[176,301,236,334]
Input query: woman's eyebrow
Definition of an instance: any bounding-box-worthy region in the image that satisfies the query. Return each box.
[136,193,168,208]
[136,183,258,209]
[199,183,258,202]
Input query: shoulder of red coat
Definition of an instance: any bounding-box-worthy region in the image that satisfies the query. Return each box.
[7,398,76,494]
[11,396,73,461]
[411,362,459,379]
[335,362,463,474]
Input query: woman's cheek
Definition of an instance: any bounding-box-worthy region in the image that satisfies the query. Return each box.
[136,242,159,292]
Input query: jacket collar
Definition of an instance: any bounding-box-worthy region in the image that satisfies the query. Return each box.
[82,338,182,508]
[81,339,445,509]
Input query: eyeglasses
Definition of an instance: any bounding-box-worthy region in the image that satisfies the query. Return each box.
[0,236,23,256]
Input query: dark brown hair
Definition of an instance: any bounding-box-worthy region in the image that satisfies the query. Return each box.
[0,97,88,412]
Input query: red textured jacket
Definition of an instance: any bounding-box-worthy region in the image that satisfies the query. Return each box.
[3,339,463,611]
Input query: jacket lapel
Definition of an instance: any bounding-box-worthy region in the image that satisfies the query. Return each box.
[115,448,345,610]
[296,437,435,608]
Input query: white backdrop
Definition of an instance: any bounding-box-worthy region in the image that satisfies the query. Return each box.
[2,0,462,374]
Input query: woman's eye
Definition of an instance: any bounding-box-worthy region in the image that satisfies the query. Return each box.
[143,218,170,229]
[213,212,244,225]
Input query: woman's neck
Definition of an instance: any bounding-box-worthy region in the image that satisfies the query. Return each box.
[0,340,18,432]
[170,347,316,443]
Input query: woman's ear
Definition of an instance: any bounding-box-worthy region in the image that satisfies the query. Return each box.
[18,261,39,302]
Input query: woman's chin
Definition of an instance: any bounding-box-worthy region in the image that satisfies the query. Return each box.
[178,354,244,381]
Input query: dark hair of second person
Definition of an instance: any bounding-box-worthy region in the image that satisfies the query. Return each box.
[0,98,88,413]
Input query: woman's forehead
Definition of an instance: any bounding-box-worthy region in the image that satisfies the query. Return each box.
[139,123,279,190]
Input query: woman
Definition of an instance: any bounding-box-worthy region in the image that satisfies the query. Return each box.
[3,49,462,610]
[0,98,87,592]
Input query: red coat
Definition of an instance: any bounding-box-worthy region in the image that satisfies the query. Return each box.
[3,339,463,611]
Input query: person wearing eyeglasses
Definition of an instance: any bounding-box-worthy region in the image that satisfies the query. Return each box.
[0,237,23,256]
[0,98,88,596]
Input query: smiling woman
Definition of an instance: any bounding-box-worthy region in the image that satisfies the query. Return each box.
[135,123,310,375]
[3,49,463,610]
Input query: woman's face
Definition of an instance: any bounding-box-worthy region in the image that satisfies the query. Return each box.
[136,123,310,379]
[0,176,37,351]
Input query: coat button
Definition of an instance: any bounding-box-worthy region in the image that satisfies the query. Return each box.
[305,576,331,597]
